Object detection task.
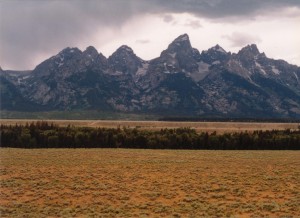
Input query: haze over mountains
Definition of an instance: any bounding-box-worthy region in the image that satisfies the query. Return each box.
[1,34,300,118]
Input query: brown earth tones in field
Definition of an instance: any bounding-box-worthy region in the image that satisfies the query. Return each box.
[1,119,299,133]
[0,149,299,217]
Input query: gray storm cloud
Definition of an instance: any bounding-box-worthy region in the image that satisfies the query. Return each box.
[223,32,262,48]
[1,0,300,70]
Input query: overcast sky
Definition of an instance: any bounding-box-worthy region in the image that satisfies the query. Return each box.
[1,0,300,70]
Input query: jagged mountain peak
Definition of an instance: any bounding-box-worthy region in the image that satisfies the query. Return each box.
[59,47,82,55]
[109,45,141,61]
[81,46,108,69]
[83,46,99,57]
[238,44,260,57]
[153,34,201,76]
[33,47,81,73]
[210,44,227,53]
[116,45,134,53]
[200,44,229,64]
[173,33,189,42]
[108,45,143,75]
[3,35,300,118]
[158,34,194,61]
[166,34,192,51]
[50,47,83,64]
[235,44,268,71]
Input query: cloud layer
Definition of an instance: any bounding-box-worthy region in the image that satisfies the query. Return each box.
[223,32,262,48]
[1,0,300,69]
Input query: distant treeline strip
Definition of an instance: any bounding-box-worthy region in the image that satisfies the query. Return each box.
[1,122,299,150]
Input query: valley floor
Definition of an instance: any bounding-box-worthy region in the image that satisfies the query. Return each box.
[0,149,299,217]
[1,119,299,133]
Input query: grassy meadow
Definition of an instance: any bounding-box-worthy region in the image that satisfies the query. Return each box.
[0,149,299,217]
[1,119,299,133]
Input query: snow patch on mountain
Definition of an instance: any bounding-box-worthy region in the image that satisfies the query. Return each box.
[3,33,300,118]
[187,61,211,82]
[136,63,149,76]
[169,52,176,58]
[271,66,280,75]
[255,61,267,75]
[198,61,210,72]
[293,72,299,82]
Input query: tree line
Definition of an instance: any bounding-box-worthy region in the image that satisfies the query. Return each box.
[0,121,299,150]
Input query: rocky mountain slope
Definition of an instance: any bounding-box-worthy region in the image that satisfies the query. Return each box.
[1,34,300,118]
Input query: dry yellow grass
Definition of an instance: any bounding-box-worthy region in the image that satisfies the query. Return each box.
[0,149,299,217]
[1,119,299,133]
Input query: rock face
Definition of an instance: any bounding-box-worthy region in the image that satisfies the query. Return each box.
[1,34,300,118]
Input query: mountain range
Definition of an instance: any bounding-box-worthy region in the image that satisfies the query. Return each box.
[1,34,300,118]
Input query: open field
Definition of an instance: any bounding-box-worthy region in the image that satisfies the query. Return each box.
[1,119,299,133]
[0,149,299,217]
